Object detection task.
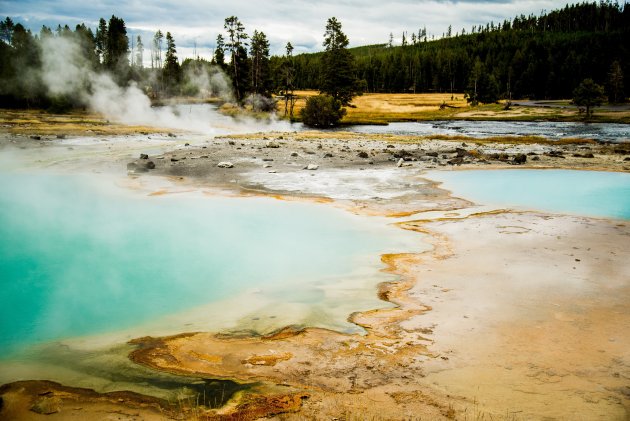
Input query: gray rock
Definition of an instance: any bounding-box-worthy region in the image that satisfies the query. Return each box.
[265,141,280,148]
[306,164,319,170]
[217,161,234,168]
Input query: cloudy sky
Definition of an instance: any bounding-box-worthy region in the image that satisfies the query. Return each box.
[2,0,576,60]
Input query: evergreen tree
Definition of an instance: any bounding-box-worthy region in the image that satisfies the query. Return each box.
[249,30,270,96]
[214,34,225,67]
[224,16,249,101]
[95,18,107,64]
[573,78,607,118]
[152,30,163,69]
[320,17,360,105]
[104,15,129,76]
[607,61,624,103]
[0,17,15,44]
[163,32,180,94]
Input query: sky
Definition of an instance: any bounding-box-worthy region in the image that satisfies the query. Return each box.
[2,0,578,61]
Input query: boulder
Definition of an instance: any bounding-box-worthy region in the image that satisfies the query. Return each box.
[217,162,234,168]
[306,164,319,170]
[265,141,280,148]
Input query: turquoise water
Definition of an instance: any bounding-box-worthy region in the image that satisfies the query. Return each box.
[0,173,411,356]
[427,169,630,219]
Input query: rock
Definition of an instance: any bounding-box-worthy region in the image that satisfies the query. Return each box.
[532,156,540,161]
[263,164,273,168]
[228,140,235,145]
[512,154,527,165]
[425,151,438,157]
[387,144,395,148]
[447,157,464,166]
[265,141,280,148]
[624,157,630,161]
[262,158,274,161]
[127,160,154,173]
[396,158,404,167]
[168,132,176,137]
[140,153,149,159]
[30,396,61,415]
[306,164,319,170]
[217,161,234,168]
[185,143,190,146]
[170,157,179,162]
[290,152,298,157]
[455,148,469,157]
[357,151,369,158]
[56,134,66,139]
[323,153,333,158]
[30,135,41,140]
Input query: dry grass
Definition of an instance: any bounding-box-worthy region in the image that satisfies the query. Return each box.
[285,91,468,124]
[280,90,630,124]
[0,108,172,136]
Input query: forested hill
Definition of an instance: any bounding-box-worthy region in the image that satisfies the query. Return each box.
[287,2,630,99]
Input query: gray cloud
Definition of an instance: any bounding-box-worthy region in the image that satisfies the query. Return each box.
[3,0,575,58]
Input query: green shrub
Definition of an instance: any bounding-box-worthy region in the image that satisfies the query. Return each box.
[300,94,346,127]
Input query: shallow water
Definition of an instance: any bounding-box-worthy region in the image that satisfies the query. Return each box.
[426,169,630,219]
[340,120,630,142]
[0,172,420,358]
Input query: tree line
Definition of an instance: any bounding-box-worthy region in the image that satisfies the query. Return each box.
[0,1,628,112]
[289,1,629,102]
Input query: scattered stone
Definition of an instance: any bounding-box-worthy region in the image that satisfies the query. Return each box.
[387,144,395,148]
[262,158,274,161]
[170,158,179,162]
[30,135,41,140]
[357,151,369,158]
[217,161,234,168]
[184,143,190,146]
[306,164,319,170]
[146,161,155,169]
[624,157,630,161]
[56,134,66,139]
[425,152,438,157]
[323,153,333,158]
[228,140,235,145]
[290,152,298,157]
[265,141,280,148]
[263,164,273,168]
[396,158,404,167]
[140,153,149,159]
[167,133,176,138]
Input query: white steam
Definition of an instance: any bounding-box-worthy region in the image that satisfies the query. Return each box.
[38,36,261,134]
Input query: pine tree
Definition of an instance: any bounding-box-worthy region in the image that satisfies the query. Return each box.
[249,30,270,96]
[103,15,129,75]
[214,34,225,67]
[320,17,360,106]
[607,61,624,103]
[573,78,607,118]
[224,16,249,101]
[163,32,180,94]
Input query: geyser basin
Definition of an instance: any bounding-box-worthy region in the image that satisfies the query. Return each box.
[426,169,630,219]
[0,172,422,358]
